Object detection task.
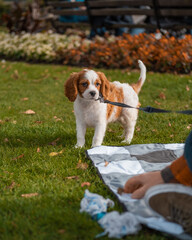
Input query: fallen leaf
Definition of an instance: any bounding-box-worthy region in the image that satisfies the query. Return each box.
[49,152,58,157]
[154,100,161,106]
[168,122,171,127]
[170,134,174,138]
[65,176,79,180]
[4,171,13,175]
[7,181,16,189]
[136,126,141,132]
[4,138,9,142]
[81,182,91,187]
[49,150,64,157]
[12,70,19,80]
[11,221,17,228]
[12,120,17,124]
[159,92,166,100]
[21,193,39,198]
[152,129,157,132]
[108,128,116,133]
[117,188,124,195]
[186,85,190,92]
[12,154,24,161]
[37,147,41,152]
[77,160,88,170]
[21,98,29,101]
[53,116,63,122]
[48,138,60,146]
[17,139,24,143]
[58,229,65,234]
[23,109,36,115]
[104,161,109,167]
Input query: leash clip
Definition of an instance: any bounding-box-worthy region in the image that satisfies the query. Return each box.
[145,106,154,113]
[95,93,105,103]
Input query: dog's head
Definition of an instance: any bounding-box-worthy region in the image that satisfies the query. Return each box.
[64,69,110,102]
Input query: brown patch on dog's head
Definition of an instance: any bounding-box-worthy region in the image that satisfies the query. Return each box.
[97,72,110,100]
[78,78,90,98]
[64,70,91,102]
[64,72,79,102]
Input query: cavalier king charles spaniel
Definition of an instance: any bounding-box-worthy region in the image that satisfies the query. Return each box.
[65,60,146,148]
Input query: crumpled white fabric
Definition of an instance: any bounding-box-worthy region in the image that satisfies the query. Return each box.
[80,189,114,216]
[98,211,141,239]
[80,190,142,238]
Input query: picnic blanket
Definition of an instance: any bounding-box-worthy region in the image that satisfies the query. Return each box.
[86,143,192,240]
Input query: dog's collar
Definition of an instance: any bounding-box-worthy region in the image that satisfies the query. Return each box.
[95,92,105,103]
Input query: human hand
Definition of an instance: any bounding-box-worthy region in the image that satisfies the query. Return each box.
[123,171,164,199]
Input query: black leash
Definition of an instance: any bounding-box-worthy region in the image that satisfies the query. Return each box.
[96,94,192,115]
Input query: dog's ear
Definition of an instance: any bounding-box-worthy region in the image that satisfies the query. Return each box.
[97,72,110,100]
[64,72,80,102]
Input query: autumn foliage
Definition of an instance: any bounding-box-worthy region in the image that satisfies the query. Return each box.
[0,32,191,73]
[61,33,192,74]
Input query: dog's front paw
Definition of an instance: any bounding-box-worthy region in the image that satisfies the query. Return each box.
[75,143,84,148]
[91,140,102,148]
[121,140,131,145]
[91,138,103,148]
[91,143,101,148]
[121,137,132,144]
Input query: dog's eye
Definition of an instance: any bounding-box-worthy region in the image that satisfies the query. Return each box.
[95,83,100,87]
[82,82,88,87]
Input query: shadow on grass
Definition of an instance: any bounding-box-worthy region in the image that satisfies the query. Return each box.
[1,131,77,148]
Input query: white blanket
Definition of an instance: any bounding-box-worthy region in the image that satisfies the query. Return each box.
[86,143,192,240]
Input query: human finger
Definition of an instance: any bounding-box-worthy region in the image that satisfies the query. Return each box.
[131,185,149,199]
[124,176,143,193]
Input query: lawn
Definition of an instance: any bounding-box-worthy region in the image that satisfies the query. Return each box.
[0,60,191,240]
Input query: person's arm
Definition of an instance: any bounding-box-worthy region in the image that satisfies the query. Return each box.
[161,130,192,185]
[168,155,192,186]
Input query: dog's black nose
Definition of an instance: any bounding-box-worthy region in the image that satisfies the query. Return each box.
[90,91,96,97]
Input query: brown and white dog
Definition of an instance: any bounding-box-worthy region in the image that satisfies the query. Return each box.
[65,60,146,148]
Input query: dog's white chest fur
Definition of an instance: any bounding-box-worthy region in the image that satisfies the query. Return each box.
[74,95,107,127]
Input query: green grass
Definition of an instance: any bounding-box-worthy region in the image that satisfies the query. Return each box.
[0,61,191,240]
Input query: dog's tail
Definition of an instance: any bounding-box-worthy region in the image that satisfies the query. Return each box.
[131,60,146,94]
